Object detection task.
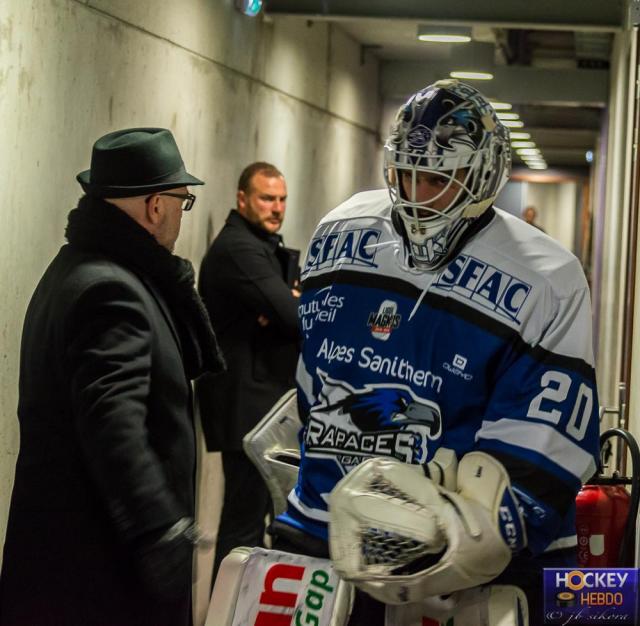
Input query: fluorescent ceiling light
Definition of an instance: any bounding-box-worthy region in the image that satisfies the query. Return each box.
[450,71,493,80]
[529,164,548,170]
[502,120,524,128]
[417,25,472,43]
[509,132,531,140]
[517,148,542,156]
[490,102,512,111]
[511,141,536,148]
[497,112,520,120]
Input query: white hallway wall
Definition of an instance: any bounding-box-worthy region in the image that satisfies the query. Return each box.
[0,0,382,610]
[525,181,577,253]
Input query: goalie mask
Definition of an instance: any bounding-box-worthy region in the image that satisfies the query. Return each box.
[384,80,511,270]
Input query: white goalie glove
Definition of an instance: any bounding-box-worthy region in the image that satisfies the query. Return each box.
[329,451,526,605]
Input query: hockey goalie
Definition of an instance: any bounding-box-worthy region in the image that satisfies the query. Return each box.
[207,79,600,626]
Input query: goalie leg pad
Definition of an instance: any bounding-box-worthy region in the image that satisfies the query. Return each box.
[384,585,529,626]
[206,547,353,626]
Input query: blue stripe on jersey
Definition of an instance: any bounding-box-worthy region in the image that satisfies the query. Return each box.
[477,438,585,493]
[480,349,598,484]
[302,270,596,380]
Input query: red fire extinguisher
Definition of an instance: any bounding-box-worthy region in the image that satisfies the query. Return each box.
[575,428,639,567]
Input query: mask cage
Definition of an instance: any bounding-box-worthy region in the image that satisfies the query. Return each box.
[384,144,492,228]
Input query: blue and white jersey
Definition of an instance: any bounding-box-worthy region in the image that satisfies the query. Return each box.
[279,189,599,557]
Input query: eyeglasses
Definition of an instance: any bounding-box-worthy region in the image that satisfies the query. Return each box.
[146,192,196,211]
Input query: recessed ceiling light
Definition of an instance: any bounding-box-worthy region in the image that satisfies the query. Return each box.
[509,132,531,140]
[490,102,513,111]
[529,163,548,170]
[511,141,536,148]
[417,25,472,43]
[497,112,520,120]
[502,120,524,128]
[450,71,494,81]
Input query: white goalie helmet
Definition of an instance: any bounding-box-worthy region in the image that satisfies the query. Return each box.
[384,79,511,270]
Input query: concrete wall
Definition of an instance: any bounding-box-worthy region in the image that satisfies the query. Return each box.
[496,180,525,218]
[0,1,381,619]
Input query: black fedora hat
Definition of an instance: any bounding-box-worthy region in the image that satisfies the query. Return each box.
[77,127,204,198]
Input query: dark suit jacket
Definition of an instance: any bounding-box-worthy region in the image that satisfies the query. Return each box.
[0,244,193,626]
[196,210,300,451]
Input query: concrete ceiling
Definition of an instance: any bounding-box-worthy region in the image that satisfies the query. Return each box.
[266,0,629,170]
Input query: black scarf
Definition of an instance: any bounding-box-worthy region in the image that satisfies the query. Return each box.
[65,196,225,380]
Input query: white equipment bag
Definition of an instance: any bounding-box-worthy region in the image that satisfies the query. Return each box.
[205,547,353,626]
[243,389,302,516]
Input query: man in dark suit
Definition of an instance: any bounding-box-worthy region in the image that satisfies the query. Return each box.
[0,128,224,626]
[196,162,300,586]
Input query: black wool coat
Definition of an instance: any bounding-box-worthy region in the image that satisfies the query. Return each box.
[0,199,223,626]
[196,210,300,451]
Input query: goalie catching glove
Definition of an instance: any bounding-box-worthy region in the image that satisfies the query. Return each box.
[328,451,526,604]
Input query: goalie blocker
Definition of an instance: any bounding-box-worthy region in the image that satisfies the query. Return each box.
[329,451,526,604]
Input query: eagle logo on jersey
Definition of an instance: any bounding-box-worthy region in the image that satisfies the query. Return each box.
[341,387,440,433]
[305,371,442,469]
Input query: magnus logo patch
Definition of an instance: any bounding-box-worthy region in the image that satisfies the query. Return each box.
[435,254,532,323]
[305,228,381,272]
[367,300,401,341]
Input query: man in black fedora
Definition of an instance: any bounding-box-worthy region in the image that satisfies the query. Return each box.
[0,128,225,626]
